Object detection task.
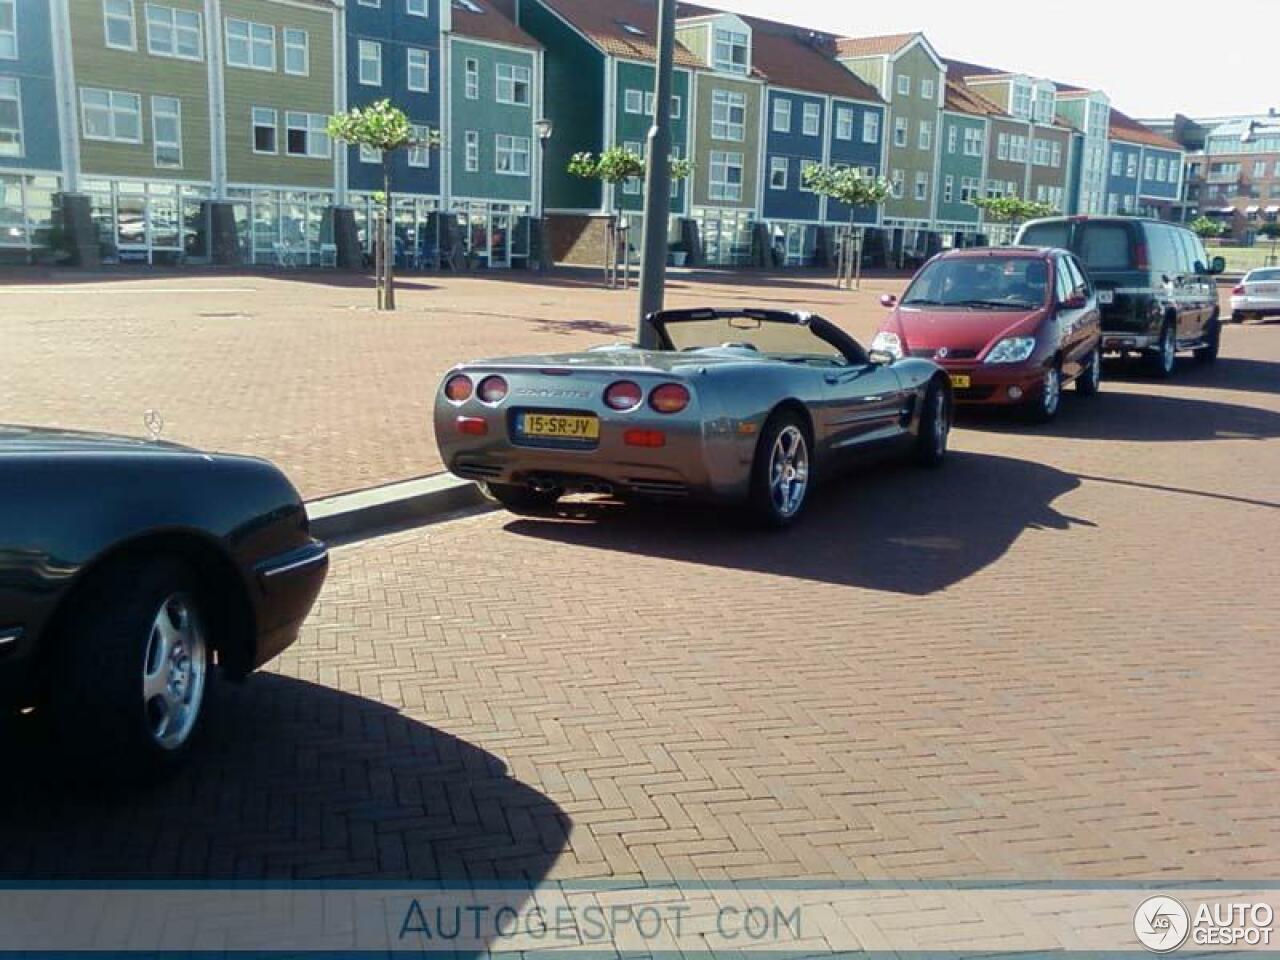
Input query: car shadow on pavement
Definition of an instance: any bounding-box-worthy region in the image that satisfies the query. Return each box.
[505,451,1088,596]
[1103,357,1280,397]
[0,674,569,886]
[965,389,1280,442]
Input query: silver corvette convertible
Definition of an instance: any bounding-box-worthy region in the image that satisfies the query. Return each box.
[435,308,953,526]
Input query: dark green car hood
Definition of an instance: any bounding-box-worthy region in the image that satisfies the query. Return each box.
[0,424,195,456]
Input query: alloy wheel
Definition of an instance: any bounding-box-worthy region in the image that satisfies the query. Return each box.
[142,593,208,751]
[932,390,949,458]
[1041,367,1061,418]
[768,425,810,519]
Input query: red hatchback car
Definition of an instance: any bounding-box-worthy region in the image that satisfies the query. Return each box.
[872,247,1103,422]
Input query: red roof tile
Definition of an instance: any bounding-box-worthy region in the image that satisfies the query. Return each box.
[944,78,1003,117]
[834,32,921,59]
[450,0,541,49]
[537,0,705,68]
[1108,108,1182,151]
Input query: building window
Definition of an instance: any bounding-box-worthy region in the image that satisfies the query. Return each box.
[80,87,141,142]
[835,107,853,141]
[1011,80,1032,119]
[1111,150,1122,176]
[226,19,275,71]
[464,58,478,99]
[464,130,479,172]
[671,95,681,119]
[357,0,379,5]
[769,155,787,190]
[1126,153,1138,177]
[103,0,137,50]
[1158,157,1169,181]
[1032,138,1050,166]
[914,171,927,200]
[151,94,181,167]
[997,132,1009,161]
[285,112,330,158]
[0,0,15,59]
[251,106,276,153]
[713,28,748,75]
[896,73,910,96]
[624,89,643,114]
[0,76,21,157]
[1144,156,1155,180]
[1009,134,1027,162]
[358,40,381,85]
[283,28,308,75]
[964,127,983,156]
[145,4,202,60]
[943,174,953,203]
[360,144,381,164]
[407,47,430,92]
[863,111,879,144]
[407,0,429,16]
[893,116,907,148]
[947,125,957,154]
[622,140,643,194]
[890,169,903,198]
[711,89,746,142]
[495,133,529,175]
[918,120,931,151]
[802,102,820,137]
[960,176,980,203]
[408,123,431,167]
[495,63,531,105]
[709,150,743,201]
[772,97,790,133]
[921,77,934,100]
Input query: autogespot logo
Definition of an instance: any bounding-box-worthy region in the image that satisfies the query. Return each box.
[1135,896,1190,953]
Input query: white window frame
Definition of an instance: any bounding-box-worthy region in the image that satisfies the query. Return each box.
[943,174,953,203]
[835,107,853,141]
[357,0,379,5]
[890,169,903,198]
[359,143,381,164]
[495,62,531,106]
[622,139,643,194]
[225,18,275,71]
[358,39,382,86]
[1011,80,1032,119]
[997,132,1009,161]
[771,97,790,134]
[283,27,309,76]
[712,27,748,75]
[918,120,931,151]
[711,89,746,142]
[1111,150,1122,176]
[644,92,656,115]
[1126,153,1138,177]
[862,111,878,144]
[1144,156,1155,180]
[769,155,788,191]
[104,0,137,51]
[914,171,927,201]
[802,102,820,137]
[406,0,429,17]
[0,0,16,60]
[495,133,529,176]
[893,116,907,148]
[0,75,22,157]
[947,125,957,154]
[709,149,744,201]
[408,123,431,168]
[964,127,982,157]
[464,58,479,99]
[151,94,181,168]
[670,95,681,120]
[624,89,643,114]
[285,111,330,159]
[896,73,910,96]
[145,4,202,60]
[80,87,142,143]
[251,106,277,154]
[921,77,934,101]
[407,47,430,92]
[1051,141,1061,169]
[464,129,479,172]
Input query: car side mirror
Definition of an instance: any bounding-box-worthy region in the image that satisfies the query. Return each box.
[1061,294,1087,310]
[1211,256,1226,275]
[879,294,898,308]
[868,349,896,366]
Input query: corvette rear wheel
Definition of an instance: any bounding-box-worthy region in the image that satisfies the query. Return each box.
[482,481,562,515]
[749,411,811,528]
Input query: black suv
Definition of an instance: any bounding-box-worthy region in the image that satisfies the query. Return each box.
[1015,216,1225,376]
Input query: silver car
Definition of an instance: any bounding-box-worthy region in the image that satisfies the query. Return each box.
[434,308,953,527]
[1230,267,1280,322]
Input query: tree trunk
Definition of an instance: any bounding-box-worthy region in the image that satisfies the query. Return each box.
[382,159,396,311]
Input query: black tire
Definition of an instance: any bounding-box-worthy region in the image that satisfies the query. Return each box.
[1228,311,1245,324]
[1075,345,1102,397]
[1193,317,1221,364]
[482,481,562,515]
[1025,363,1063,424]
[747,409,812,529]
[913,381,950,467]
[48,556,214,780]
[1145,320,1177,378]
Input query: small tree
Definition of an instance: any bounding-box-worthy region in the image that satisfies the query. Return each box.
[569,147,692,287]
[1190,215,1225,240]
[328,99,440,310]
[972,196,1057,245]
[801,164,892,288]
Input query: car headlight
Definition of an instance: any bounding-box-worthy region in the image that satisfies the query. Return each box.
[985,337,1037,364]
[870,331,903,359]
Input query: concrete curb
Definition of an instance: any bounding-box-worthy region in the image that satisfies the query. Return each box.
[308,473,488,543]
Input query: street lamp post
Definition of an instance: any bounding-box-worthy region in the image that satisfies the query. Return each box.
[636,0,676,347]
[535,118,554,271]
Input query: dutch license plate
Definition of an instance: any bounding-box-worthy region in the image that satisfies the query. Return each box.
[950,374,972,389]
[1098,290,1115,305]
[521,413,599,439]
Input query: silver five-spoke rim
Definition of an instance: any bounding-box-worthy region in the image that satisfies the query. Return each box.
[1162,327,1175,371]
[769,425,809,518]
[142,593,207,751]
[932,392,949,457]
[1042,367,1061,416]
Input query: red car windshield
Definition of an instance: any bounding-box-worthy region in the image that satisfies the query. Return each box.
[902,257,1050,311]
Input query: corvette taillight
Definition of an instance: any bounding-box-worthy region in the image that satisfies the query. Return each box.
[649,383,690,414]
[477,375,509,403]
[604,380,643,411]
[445,374,473,402]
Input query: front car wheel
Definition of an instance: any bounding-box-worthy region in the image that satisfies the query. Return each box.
[1027,365,1062,423]
[914,382,950,467]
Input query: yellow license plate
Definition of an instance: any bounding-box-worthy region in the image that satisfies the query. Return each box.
[521,413,600,439]
[950,374,972,389]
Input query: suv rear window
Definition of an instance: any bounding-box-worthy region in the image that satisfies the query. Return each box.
[1078,223,1134,271]
[1019,222,1070,249]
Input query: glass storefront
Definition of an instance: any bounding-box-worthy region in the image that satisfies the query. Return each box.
[82,178,211,264]
[349,193,440,270]
[450,201,531,269]
[0,171,59,259]
[768,222,817,267]
[694,207,754,266]
[226,187,334,266]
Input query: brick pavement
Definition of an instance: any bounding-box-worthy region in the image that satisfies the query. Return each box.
[2,319,1276,891]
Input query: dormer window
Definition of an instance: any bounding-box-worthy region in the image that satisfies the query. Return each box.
[1010,79,1033,119]
[713,27,749,74]
[1032,81,1055,124]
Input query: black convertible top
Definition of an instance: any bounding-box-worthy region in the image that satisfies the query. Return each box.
[645,308,868,364]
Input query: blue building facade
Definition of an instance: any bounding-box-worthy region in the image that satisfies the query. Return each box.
[826,97,885,226]
[1137,143,1181,205]
[1105,140,1142,213]
[0,0,63,259]
[762,88,825,222]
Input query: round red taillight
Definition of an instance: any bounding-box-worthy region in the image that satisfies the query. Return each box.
[478,375,509,404]
[604,380,643,411]
[649,383,690,414]
[444,374,473,402]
